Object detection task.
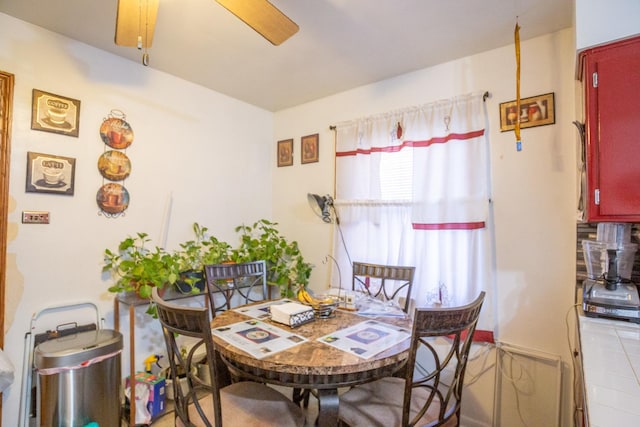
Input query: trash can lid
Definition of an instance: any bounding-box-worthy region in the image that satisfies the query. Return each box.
[34,329,123,369]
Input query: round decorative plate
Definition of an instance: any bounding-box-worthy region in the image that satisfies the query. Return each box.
[99,117,134,149]
[97,150,131,181]
[96,183,130,214]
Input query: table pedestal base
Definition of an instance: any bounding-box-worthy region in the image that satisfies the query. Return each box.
[316,388,339,427]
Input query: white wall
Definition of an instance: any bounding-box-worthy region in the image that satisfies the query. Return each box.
[576,0,640,51]
[273,29,578,426]
[0,13,274,427]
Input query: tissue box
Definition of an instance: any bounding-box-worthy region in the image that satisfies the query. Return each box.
[270,302,315,327]
[126,372,166,418]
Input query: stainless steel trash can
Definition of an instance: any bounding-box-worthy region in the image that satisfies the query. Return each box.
[34,329,123,427]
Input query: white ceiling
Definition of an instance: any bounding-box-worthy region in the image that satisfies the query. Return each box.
[0,0,574,112]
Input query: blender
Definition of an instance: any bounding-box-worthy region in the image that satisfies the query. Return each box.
[582,223,640,322]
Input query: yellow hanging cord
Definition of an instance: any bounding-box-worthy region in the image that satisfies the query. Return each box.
[514,20,521,151]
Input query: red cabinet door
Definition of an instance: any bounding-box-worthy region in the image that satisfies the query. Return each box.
[583,36,640,221]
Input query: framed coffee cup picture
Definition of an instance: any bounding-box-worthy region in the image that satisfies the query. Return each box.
[31,89,81,137]
[26,151,76,195]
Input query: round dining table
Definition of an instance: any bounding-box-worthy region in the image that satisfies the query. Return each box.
[209,304,412,427]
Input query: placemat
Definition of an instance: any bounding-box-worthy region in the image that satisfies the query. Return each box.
[211,319,306,359]
[317,319,410,359]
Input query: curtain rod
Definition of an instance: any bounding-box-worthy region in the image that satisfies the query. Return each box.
[329,91,490,130]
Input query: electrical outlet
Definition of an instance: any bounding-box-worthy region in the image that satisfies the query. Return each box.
[22,211,50,224]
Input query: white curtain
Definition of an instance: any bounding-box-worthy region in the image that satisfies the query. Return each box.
[333,92,495,334]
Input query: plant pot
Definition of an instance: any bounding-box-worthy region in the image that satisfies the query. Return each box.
[175,270,205,294]
[120,287,165,302]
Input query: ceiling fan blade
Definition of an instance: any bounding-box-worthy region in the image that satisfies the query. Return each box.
[215,0,299,46]
[115,0,159,48]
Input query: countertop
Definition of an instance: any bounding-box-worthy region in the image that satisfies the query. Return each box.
[579,314,640,426]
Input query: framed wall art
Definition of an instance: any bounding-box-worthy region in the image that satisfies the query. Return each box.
[499,92,555,132]
[26,151,76,195]
[277,139,293,167]
[301,133,319,164]
[31,89,81,137]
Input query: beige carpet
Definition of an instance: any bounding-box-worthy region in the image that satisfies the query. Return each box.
[123,385,318,426]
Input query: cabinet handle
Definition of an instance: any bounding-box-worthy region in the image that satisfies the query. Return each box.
[594,189,600,205]
[592,72,598,88]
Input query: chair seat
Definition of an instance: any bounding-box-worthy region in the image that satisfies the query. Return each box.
[339,377,457,427]
[177,381,305,427]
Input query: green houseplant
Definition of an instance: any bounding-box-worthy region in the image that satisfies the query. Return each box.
[103,221,311,314]
[232,219,312,297]
[103,232,179,315]
[173,223,232,294]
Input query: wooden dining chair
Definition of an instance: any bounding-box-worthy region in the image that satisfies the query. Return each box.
[151,287,305,427]
[203,260,268,318]
[352,262,416,313]
[338,291,486,427]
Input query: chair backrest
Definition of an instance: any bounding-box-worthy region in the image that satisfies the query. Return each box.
[152,287,226,427]
[203,260,268,318]
[352,262,416,312]
[401,291,485,426]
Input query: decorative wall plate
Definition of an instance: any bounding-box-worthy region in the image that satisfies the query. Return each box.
[97,150,131,181]
[100,117,134,149]
[96,183,130,214]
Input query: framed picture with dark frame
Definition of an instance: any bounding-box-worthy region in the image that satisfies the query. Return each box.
[301,133,319,164]
[499,92,555,132]
[277,139,294,167]
[31,89,81,137]
[26,151,76,195]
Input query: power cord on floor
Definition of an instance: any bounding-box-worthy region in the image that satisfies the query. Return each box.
[495,343,534,427]
[464,342,495,386]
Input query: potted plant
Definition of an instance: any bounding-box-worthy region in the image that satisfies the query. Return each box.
[232,219,312,297]
[173,223,232,294]
[103,232,179,315]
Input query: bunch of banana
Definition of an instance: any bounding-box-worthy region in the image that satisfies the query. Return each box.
[297,288,334,306]
[297,287,317,305]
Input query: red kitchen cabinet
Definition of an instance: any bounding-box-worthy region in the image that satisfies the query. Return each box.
[580,35,640,222]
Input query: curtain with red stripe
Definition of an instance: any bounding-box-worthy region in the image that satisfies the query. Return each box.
[409,94,488,227]
[333,92,495,335]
